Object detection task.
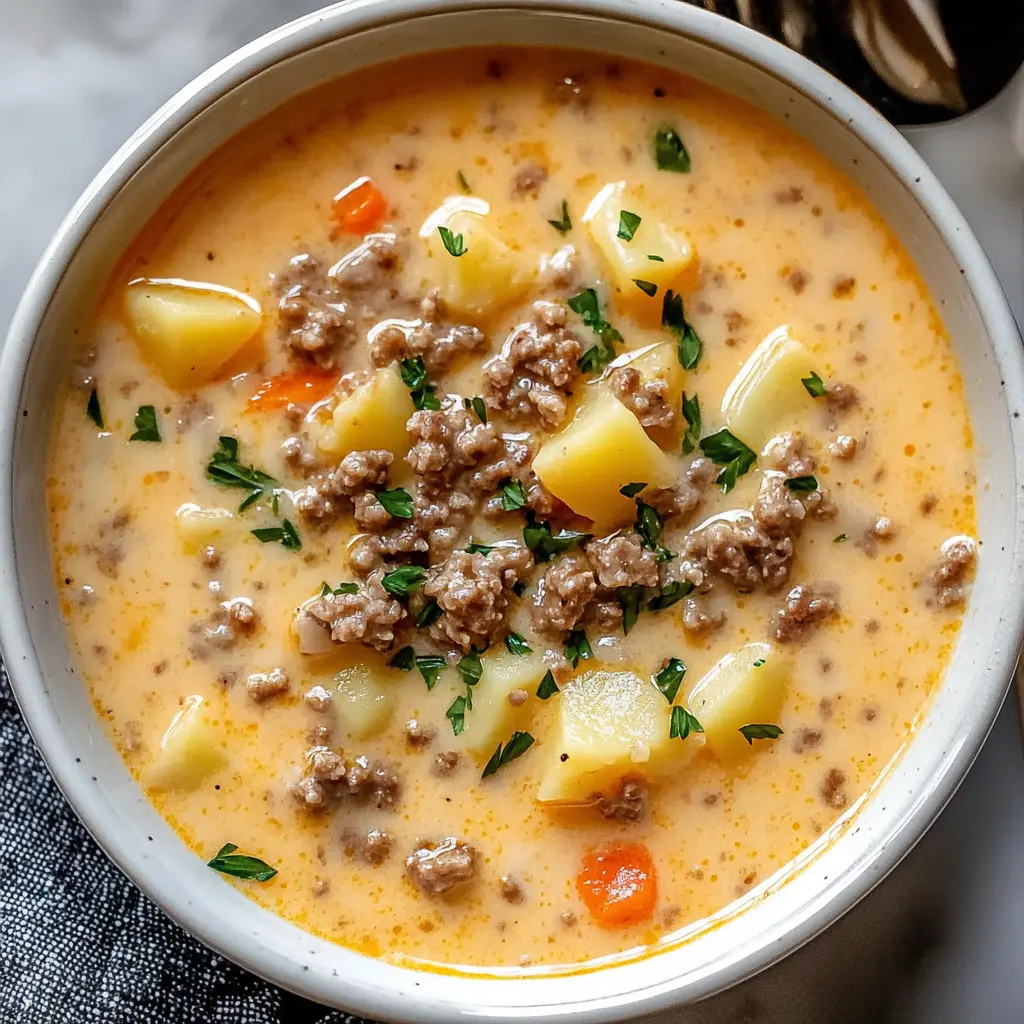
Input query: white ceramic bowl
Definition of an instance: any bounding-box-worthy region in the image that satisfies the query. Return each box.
[3,1,1023,1020]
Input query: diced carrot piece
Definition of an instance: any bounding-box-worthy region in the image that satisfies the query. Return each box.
[331,177,388,234]
[247,370,338,411]
[576,843,658,927]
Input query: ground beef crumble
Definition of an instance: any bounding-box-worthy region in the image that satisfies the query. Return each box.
[644,457,716,520]
[585,532,659,588]
[926,535,977,608]
[302,569,406,651]
[342,826,393,866]
[532,553,597,634]
[406,838,478,896]
[771,583,839,642]
[609,366,675,429]
[292,748,401,812]
[596,775,647,822]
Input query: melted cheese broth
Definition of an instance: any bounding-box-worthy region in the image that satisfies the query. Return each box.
[47,50,974,971]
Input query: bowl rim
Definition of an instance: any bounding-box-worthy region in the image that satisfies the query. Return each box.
[3,0,1024,1019]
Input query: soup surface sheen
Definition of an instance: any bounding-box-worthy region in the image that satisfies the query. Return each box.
[48,49,977,972]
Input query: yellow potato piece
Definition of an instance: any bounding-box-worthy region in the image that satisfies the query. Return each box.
[457,647,546,760]
[125,277,262,389]
[537,670,679,804]
[583,181,699,323]
[721,325,814,448]
[687,642,789,761]
[174,502,235,552]
[318,364,415,460]
[533,391,677,525]
[333,666,394,740]
[146,695,228,792]
[422,199,534,318]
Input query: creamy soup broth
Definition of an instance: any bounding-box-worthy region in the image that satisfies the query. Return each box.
[47,49,976,971]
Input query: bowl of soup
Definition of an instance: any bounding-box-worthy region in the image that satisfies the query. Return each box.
[4,0,1023,1019]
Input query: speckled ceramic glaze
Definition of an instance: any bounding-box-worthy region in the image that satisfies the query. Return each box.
[2,1,1023,1019]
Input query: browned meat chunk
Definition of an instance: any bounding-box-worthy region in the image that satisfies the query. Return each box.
[246,667,289,703]
[370,289,485,372]
[752,475,807,535]
[926,535,977,608]
[764,432,816,477]
[433,750,461,776]
[303,570,406,651]
[680,515,794,593]
[273,253,355,366]
[584,598,623,634]
[596,775,647,822]
[485,301,582,428]
[512,163,548,198]
[771,583,839,642]
[406,838,478,896]
[405,718,436,747]
[188,600,257,659]
[332,449,393,492]
[859,515,897,557]
[586,532,659,589]
[292,748,400,812]
[538,245,580,295]
[820,767,848,808]
[645,457,716,520]
[608,366,675,429]
[343,827,393,866]
[680,596,726,635]
[500,874,525,902]
[424,545,533,651]
[830,434,858,460]
[532,553,597,634]
[550,74,592,110]
[303,685,333,712]
[826,381,860,413]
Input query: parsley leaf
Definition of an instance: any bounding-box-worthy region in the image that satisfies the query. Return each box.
[400,356,441,411]
[438,225,467,257]
[753,659,766,667]
[648,580,693,611]
[388,646,415,671]
[564,630,593,669]
[481,730,535,779]
[681,392,701,455]
[739,723,784,744]
[457,169,472,194]
[500,478,528,511]
[446,694,468,735]
[662,289,702,370]
[206,436,279,512]
[380,565,427,598]
[548,200,572,235]
[375,487,414,518]
[633,279,658,297]
[86,388,104,429]
[699,428,757,494]
[207,843,277,882]
[617,210,642,241]
[670,705,704,741]
[618,585,644,634]
[320,581,359,597]
[653,126,692,173]
[464,396,487,424]
[251,519,301,551]
[634,500,675,563]
[802,371,826,398]
[416,654,446,689]
[834,533,848,543]
[505,631,533,655]
[785,475,818,493]
[654,657,686,703]
[128,404,161,442]
[414,598,443,628]
[536,670,560,700]
[465,540,495,555]
[647,254,665,262]
[523,514,591,563]
[619,482,647,498]
[457,649,483,688]
[569,288,624,374]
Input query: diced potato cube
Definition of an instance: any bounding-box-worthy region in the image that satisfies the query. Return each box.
[537,670,681,804]
[147,695,228,791]
[721,326,813,447]
[583,182,699,322]
[605,340,686,414]
[333,666,393,739]
[533,392,677,525]
[424,202,534,318]
[457,648,547,759]
[687,642,789,761]
[125,278,262,389]
[318,364,415,460]
[175,502,235,552]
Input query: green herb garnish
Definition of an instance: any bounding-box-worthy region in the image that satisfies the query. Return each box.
[375,487,414,518]
[753,659,766,667]
[251,519,301,551]
[464,396,488,424]
[647,254,665,262]
[739,723,784,744]
[207,843,277,882]
[416,654,446,689]
[438,225,467,257]
[620,482,647,498]
[617,585,644,635]
[86,388,104,429]
[654,657,686,703]
[784,475,818,493]
[669,706,703,741]
[634,500,675,563]
[548,199,572,235]
[505,631,533,655]
[617,210,642,241]
[569,288,624,374]
[633,279,658,297]
[380,564,427,598]
[648,580,694,611]
[414,598,443,628]
[399,356,441,411]
[564,630,593,669]
[536,670,560,700]
[320,581,360,597]
[523,514,591,563]
[501,478,528,511]
[466,541,495,555]
[481,730,535,779]
[699,428,757,494]
[834,533,848,543]
[653,126,692,173]
[457,649,484,687]
[446,694,468,735]
[457,170,472,193]
[662,289,702,370]
[389,645,415,671]
[681,392,701,455]
[128,404,161,443]
[206,436,279,512]
[801,371,826,398]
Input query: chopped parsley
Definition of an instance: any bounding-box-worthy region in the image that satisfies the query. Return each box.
[653,126,692,173]
[523,514,590,562]
[564,630,593,669]
[446,694,469,735]
[500,478,528,511]
[505,631,533,655]
[320,581,359,597]
[662,289,702,370]
[86,388,104,429]
[739,723,784,744]
[654,657,686,703]
[681,392,701,455]
[388,646,415,671]
[634,499,675,563]
[619,481,647,498]
[457,169,472,194]
[700,428,757,494]
[617,210,642,241]
[801,370,827,398]
[457,649,484,688]
[206,436,279,512]
[207,843,277,882]
[617,585,644,635]
[414,598,443,628]
[416,654,446,689]
[647,254,665,262]
[251,519,301,551]
[437,225,467,257]
[548,199,572,235]
[399,356,441,411]
[569,288,624,374]
[785,475,818,493]
[536,670,560,700]
[128,405,161,442]
[464,396,487,424]
[669,706,704,741]
[375,486,414,518]
[753,658,766,667]
[465,540,495,555]
[648,579,693,611]
[834,533,848,543]
[380,564,427,598]
[633,279,658,297]
[481,730,535,779]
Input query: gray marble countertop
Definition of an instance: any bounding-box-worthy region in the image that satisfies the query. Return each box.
[2,3,1023,1021]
